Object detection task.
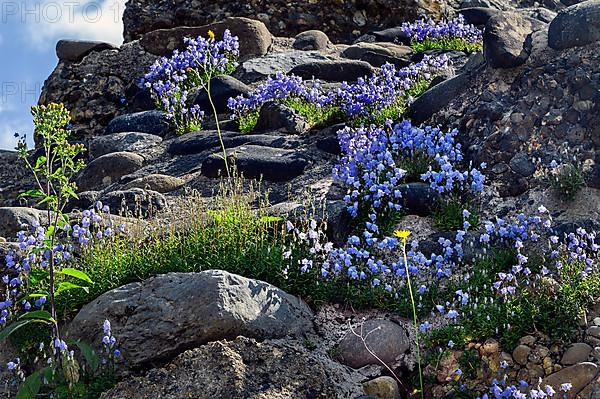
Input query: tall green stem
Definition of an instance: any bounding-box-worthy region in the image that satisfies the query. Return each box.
[206,78,230,178]
[45,144,59,343]
[402,237,424,399]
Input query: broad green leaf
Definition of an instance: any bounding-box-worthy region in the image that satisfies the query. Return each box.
[29,269,49,286]
[16,368,48,399]
[19,310,56,324]
[38,196,56,206]
[34,155,47,169]
[58,268,93,284]
[46,225,55,237]
[63,186,79,200]
[73,340,100,373]
[56,281,88,296]
[0,319,34,342]
[18,189,45,199]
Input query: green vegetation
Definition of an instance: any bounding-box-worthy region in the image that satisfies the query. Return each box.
[432,198,479,231]
[411,38,483,54]
[551,162,586,200]
[446,249,600,351]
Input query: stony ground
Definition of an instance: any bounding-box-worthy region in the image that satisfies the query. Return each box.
[1,0,600,398]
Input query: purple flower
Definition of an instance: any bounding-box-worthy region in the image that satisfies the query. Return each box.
[6,359,19,371]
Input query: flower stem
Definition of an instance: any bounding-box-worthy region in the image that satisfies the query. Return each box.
[402,237,424,399]
[206,78,230,178]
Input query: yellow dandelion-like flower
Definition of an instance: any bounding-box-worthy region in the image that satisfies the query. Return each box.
[394,230,412,240]
[207,30,215,39]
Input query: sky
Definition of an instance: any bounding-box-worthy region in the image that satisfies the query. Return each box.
[0,0,126,150]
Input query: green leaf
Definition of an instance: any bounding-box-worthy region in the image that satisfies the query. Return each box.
[29,269,49,286]
[18,189,46,199]
[0,320,34,342]
[73,340,100,373]
[34,155,47,169]
[19,310,56,324]
[58,268,93,284]
[56,281,88,296]
[62,186,79,200]
[38,195,57,206]
[259,216,283,223]
[16,367,49,399]
[46,225,55,237]
[24,293,48,299]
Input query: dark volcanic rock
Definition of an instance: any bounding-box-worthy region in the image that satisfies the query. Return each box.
[548,0,600,50]
[254,102,311,134]
[509,152,537,177]
[459,7,501,25]
[122,174,185,193]
[315,123,345,155]
[289,60,374,82]
[56,40,118,62]
[0,207,45,240]
[193,75,250,114]
[123,0,448,44]
[168,131,293,156]
[293,30,331,50]
[39,41,157,142]
[590,164,600,189]
[235,51,331,83]
[76,152,144,192]
[408,53,485,124]
[398,182,442,216]
[341,42,413,67]
[371,26,411,44]
[105,111,171,137]
[89,132,163,159]
[97,188,167,214]
[484,12,537,68]
[201,145,309,181]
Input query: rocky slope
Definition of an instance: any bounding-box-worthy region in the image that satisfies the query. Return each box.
[2,0,600,398]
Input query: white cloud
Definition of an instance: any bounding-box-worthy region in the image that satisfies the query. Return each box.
[0,104,9,114]
[0,123,22,150]
[24,0,126,50]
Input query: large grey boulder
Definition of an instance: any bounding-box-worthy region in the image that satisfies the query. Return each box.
[542,362,598,398]
[100,337,363,399]
[193,75,250,114]
[0,207,46,240]
[122,174,185,193]
[336,319,411,369]
[66,271,314,368]
[235,51,331,83]
[76,152,145,192]
[56,40,118,62]
[484,12,537,68]
[96,188,168,215]
[201,145,310,181]
[293,30,331,50]
[289,60,374,82]
[254,102,311,134]
[548,0,600,50]
[105,111,171,137]
[167,131,294,156]
[140,17,272,61]
[89,132,163,159]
